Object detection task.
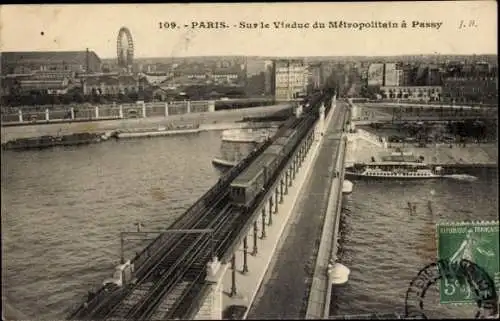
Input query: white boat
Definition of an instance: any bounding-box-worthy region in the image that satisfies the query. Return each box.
[345,151,444,179]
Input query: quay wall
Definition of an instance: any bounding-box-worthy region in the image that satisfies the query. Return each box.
[1,104,291,144]
[346,136,497,168]
[347,100,497,168]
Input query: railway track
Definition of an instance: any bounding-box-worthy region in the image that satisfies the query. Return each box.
[79,194,230,319]
[129,206,240,321]
[68,93,335,321]
[102,200,239,320]
[154,208,242,320]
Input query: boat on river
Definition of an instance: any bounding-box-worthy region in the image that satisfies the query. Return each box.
[116,124,201,139]
[2,132,103,151]
[345,151,444,179]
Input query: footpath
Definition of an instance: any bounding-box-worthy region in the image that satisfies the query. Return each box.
[242,106,344,319]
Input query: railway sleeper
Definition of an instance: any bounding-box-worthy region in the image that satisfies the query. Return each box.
[130,238,212,319]
[115,205,230,319]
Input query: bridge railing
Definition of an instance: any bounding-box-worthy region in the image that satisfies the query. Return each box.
[0,100,216,124]
[329,312,416,319]
[129,132,275,277]
[67,134,275,320]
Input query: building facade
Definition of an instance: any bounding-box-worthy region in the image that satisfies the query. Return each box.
[272,59,308,101]
[367,63,384,86]
[309,63,322,91]
[1,50,102,75]
[380,86,442,101]
[383,63,398,86]
[82,75,149,96]
[442,76,498,104]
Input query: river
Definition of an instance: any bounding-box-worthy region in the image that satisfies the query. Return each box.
[331,168,498,319]
[1,132,224,319]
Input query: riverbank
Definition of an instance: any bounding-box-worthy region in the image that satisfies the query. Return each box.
[1,122,280,151]
[345,137,497,169]
[0,104,291,144]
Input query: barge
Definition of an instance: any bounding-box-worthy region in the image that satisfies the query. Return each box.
[2,132,105,151]
[115,124,201,139]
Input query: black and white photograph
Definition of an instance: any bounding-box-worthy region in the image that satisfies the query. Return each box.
[1,2,498,320]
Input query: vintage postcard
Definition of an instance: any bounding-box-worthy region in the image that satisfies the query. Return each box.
[1,2,497,320]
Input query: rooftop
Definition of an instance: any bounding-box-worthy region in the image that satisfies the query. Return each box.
[1,51,101,65]
[232,153,276,187]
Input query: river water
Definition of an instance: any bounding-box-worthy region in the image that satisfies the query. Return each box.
[1,132,224,319]
[331,168,498,319]
[1,131,497,320]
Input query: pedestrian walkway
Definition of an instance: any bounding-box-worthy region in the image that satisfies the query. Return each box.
[246,107,345,319]
[216,103,338,319]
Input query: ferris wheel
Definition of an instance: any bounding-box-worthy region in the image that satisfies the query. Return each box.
[117,27,134,67]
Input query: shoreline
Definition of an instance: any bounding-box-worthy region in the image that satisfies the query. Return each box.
[1,121,276,152]
[345,132,497,170]
[0,105,291,144]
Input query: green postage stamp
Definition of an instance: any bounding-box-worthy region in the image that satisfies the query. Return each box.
[436,221,500,304]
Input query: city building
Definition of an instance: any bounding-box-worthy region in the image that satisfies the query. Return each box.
[82,75,149,96]
[212,68,240,85]
[380,86,442,101]
[400,64,418,86]
[1,71,78,95]
[1,50,102,75]
[320,63,334,86]
[426,65,442,86]
[396,69,404,87]
[264,60,274,96]
[272,59,308,101]
[141,72,173,85]
[383,63,398,86]
[442,76,498,105]
[367,63,384,86]
[309,63,322,90]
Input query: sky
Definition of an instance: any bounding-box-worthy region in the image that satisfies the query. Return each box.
[0,2,497,59]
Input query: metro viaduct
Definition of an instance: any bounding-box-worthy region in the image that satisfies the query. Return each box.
[67,91,344,320]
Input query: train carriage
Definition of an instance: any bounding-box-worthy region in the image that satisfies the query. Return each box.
[263,144,284,157]
[274,136,289,147]
[262,147,283,177]
[230,153,278,208]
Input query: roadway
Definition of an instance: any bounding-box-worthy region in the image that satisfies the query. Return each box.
[247,102,348,319]
[0,104,291,144]
[357,102,497,109]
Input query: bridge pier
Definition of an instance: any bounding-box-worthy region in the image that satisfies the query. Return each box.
[292,158,297,179]
[268,198,274,223]
[230,255,237,297]
[279,179,284,203]
[274,188,279,213]
[261,208,267,239]
[252,221,258,255]
[242,237,249,274]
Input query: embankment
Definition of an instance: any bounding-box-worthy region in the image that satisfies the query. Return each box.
[1,105,291,144]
